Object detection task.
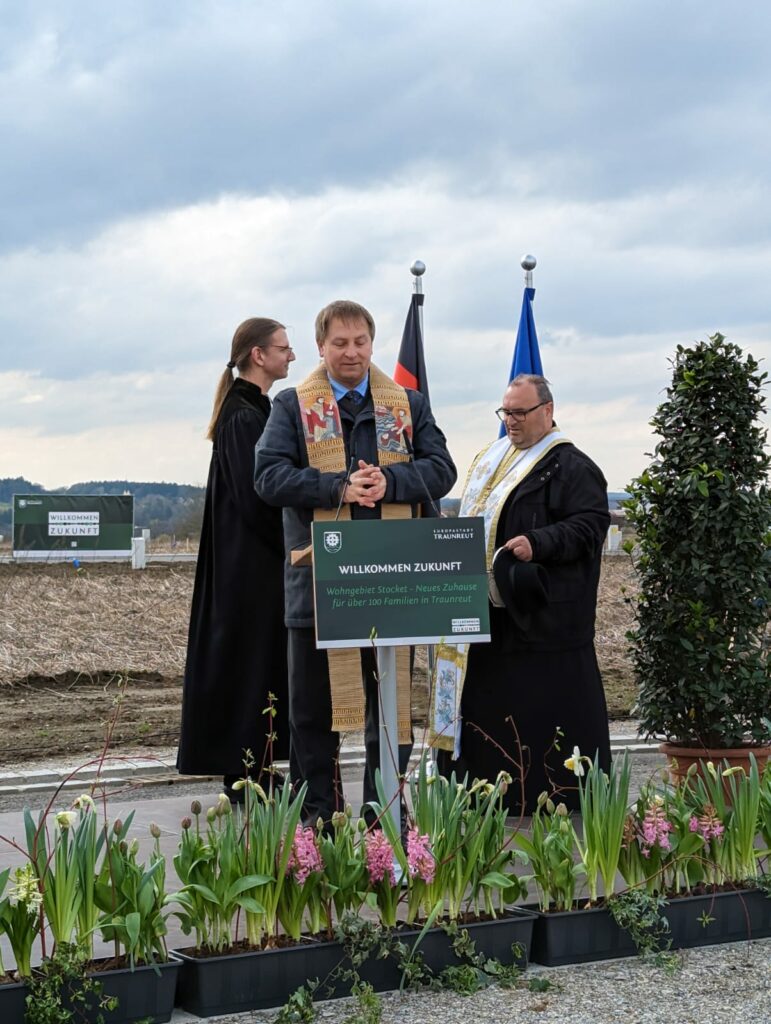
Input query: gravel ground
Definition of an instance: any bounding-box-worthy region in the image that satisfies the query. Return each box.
[185,940,770,1024]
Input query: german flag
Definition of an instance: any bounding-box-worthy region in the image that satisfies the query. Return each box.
[393,293,430,402]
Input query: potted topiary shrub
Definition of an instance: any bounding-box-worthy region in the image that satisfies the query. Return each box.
[624,333,771,778]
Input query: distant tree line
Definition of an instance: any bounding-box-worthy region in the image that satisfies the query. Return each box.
[0,478,206,539]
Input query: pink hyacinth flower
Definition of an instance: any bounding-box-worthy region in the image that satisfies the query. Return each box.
[639,803,673,854]
[406,828,436,883]
[365,830,396,885]
[285,825,322,884]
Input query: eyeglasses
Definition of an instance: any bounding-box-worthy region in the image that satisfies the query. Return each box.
[268,344,294,354]
[495,401,548,422]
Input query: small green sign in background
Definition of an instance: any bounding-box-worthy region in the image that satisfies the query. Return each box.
[13,494,134,558]
[312,516,490,648]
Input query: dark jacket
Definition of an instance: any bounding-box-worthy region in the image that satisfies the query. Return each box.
[255,384,457,627]
[492,441,610,652]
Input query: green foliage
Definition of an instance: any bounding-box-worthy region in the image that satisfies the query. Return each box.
[25,942,118,1024]
[0,864,42,978]
[438,963,488,994]
[528,976,555,992]
[343,981,382,1024]
[95,821,169,966]
[624,334,771,747]
[274,979,319,1023]
[372,759,524,925]
[607,890,679,971]
[576,752,632,902]
[515,798,583,911]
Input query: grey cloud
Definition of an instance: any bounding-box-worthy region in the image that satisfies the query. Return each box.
[2,2,771,250]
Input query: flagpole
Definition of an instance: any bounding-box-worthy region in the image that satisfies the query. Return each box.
[408,258,438,773]
[521,253,536,288]
[410,259,425,339]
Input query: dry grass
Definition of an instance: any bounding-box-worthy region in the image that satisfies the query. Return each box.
[0,561,193,683]
[0,556,639,761]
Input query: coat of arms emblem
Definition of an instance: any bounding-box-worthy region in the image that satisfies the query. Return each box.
[323,530,342,554]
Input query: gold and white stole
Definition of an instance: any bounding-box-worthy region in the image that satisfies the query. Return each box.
[429,429,570,754]
[296,363,414,743]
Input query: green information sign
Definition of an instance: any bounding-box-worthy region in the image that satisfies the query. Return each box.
[312,516,490,648]
[13,494,134,559]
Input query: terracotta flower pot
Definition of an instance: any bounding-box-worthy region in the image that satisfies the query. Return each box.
[659,742,770,788]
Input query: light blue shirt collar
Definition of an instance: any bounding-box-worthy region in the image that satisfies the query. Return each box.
[328,372,369,402]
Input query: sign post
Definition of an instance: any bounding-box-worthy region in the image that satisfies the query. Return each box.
[312,516,490,836]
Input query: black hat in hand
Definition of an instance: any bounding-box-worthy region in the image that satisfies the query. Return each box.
[489,546,550,631]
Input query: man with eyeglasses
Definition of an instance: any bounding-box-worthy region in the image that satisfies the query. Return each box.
[434,373,611,814]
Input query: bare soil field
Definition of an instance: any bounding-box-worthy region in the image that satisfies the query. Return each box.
[0,557,638,764]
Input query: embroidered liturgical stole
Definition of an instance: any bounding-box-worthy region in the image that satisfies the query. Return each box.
[296,363,414,743]
[429,429,571,754]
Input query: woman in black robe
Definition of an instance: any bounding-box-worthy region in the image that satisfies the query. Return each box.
[177,318,295,793]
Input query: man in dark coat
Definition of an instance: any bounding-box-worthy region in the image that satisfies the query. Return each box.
[255,299,456,826]
[177,318,295,795]
[435,374,611,813]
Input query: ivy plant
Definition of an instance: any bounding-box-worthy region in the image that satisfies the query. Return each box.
[624,333,771,748]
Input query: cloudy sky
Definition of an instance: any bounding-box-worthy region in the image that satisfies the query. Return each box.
[2,0,770,493]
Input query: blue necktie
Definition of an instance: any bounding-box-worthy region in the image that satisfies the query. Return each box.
[345,390,363,406]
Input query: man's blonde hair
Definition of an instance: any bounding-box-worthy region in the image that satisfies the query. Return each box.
[315,300,376,344]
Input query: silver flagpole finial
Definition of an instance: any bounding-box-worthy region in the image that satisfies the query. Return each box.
[521,254,536,289]
[410,259,425,294]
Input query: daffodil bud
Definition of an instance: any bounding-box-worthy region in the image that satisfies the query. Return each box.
[249,781,268,802]
[55,810,78,830]
[231,778,246,791]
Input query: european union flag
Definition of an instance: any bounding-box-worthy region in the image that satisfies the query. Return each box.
[499,286,543,437]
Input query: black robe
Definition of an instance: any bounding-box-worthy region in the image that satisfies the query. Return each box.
[177,378,289,775]
[440,441,612,814]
